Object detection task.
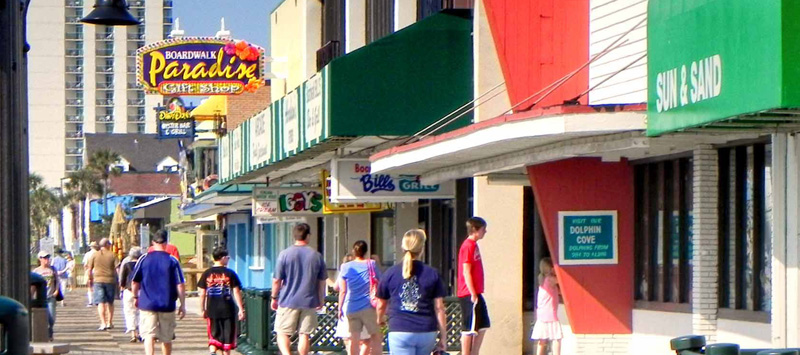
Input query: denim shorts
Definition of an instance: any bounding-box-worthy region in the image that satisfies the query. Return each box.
[387,331,437,355]
[93,283,116,304]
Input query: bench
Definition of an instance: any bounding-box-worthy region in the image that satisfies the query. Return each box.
[30,342,70,355]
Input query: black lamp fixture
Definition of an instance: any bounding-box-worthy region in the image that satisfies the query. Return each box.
[80,0,141,26]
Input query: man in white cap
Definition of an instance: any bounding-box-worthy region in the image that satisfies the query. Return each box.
[33,250,60,340]
[84,241,99,307]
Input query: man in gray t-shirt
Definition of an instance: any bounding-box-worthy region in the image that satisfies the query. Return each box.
[271,223,326,355]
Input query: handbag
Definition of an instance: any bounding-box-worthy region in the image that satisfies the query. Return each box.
[367,260,379,308]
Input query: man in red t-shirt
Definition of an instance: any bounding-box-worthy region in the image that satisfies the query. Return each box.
[457,216,490,355]
[148,242,180,260]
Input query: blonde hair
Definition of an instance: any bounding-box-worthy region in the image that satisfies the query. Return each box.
[401,229,427,279]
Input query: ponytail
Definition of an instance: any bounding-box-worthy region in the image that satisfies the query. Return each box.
[400,229,427,280]
[402,250,414,279]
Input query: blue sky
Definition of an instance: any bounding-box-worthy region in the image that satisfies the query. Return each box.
[172,0,282,49]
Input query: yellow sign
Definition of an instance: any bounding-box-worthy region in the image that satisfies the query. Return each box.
[321,170,384,214]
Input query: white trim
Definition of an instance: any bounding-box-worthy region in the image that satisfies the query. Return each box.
[131,196,171,210]
[371,111,646,175]
[558,210,618,266]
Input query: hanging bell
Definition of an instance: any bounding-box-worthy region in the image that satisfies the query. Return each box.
[80,0,141,26]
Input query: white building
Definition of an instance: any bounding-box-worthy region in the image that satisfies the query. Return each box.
[27,0,173,188]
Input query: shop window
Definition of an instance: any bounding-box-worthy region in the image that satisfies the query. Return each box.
[252,223,267,269]
[634,157,693,308]
[366,0,394,44]
[371,210,396,268]
[718,143,772,316]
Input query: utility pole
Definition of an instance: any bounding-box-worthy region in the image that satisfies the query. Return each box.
[0,0,31,307]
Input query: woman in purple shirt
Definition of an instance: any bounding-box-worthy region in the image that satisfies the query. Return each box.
[376,229,448,355]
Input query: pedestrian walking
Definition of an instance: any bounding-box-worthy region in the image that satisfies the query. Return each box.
[84,241,99,307]
[531,257,562,355]
[86,238,119,331]
[338,240,382,355]
[271,223,327,355]
[120,247,143,342]
[376,229,447,355]
[132,229,186,355]
[330,254,371,354]
[198,248,245,355]
[51,249,67,306]
[33,251,61,341]
[458,217,490,355]
[64,253,76,292]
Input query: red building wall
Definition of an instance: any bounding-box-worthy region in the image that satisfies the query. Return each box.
[482,0,590,111]
[528,158,633,334]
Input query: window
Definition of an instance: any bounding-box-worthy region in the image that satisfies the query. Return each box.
[371,210,396,268]
[366,0,394,44]
[252,223,267,269]
[322,0,346,50]
[634,157,693,307]
[718,143,772,314]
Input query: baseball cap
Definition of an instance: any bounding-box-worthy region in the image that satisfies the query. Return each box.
[89,241,98,248]
[37,251,51,258]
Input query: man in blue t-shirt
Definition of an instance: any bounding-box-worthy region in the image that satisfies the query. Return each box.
[271,223,327,355]
[132,230,186,355]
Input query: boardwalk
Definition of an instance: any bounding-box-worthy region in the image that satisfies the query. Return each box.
[53,288,233,355]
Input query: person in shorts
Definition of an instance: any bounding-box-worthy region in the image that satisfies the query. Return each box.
[86,238,118,331]
[337,240,382,355]
[271,223,327,355]
[198,248,245,355]
[457,217,490,355]
[132,230,186,355]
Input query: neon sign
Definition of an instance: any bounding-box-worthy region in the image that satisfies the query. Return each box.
[137,37,265,96]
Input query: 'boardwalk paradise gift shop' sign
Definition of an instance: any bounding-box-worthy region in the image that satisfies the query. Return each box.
[137,37,265,95]
[330,159,454,203]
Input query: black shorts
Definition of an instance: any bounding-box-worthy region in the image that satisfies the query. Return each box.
[206,317,237,351]
[460,295,490,334]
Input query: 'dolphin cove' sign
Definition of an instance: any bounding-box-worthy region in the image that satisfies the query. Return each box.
[137,37,266,95]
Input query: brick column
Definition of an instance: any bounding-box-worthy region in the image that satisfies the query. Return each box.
[692,145,719,342]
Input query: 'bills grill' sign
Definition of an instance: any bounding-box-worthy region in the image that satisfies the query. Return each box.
[137,37,265,95]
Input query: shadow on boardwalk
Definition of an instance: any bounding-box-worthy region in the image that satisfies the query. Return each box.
[53,288,233,355]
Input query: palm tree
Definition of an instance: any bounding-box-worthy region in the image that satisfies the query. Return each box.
[64,169,102,249]
[87,150,122,219]
[29,173,64,248]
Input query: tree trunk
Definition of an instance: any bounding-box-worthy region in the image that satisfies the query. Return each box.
[102,179,108,220]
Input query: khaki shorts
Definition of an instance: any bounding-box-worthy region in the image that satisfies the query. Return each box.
[274,307,318,335]
[346,307,379,336]
[140,310,177,342]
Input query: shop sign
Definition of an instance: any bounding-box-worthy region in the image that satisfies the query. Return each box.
[305,73,323,144]
[252,188,324,217]
[157,97,195,139]
[283,89,299,153]
[330,159,455,202]
[256,216,307,224]
[249,108,272,170]
[558,211,617,266]
[646,0,794,136]
[231,126,243,177]
[321,170,384,214]
[137,37,265,95]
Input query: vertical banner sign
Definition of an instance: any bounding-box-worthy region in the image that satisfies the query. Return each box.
[231,127,242,176]
[249,108,272,170]
[558,211,618,265]
[305,73,323,144]
[219,135,230,182]
[283,90,299,154]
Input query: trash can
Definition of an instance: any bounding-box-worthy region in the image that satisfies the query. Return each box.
[0,296,29,355]
[29,272,49,342]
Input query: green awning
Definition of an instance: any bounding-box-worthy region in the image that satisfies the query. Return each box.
[647,0,800,136]
[326,9,474,136]
[219,10,474,184]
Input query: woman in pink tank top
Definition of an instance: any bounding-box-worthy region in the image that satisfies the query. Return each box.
[531,257,562,355]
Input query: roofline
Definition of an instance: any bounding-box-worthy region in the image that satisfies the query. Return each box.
[370,103,646,161]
